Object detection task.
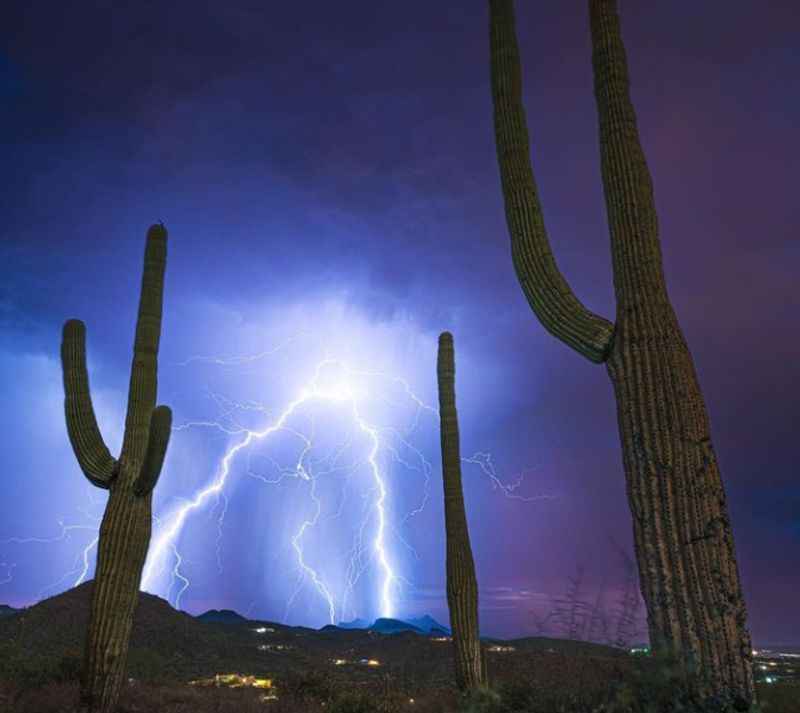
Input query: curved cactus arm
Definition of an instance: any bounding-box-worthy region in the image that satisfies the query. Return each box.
[489,0,614,363]
[589,0,667,308]
[133,405,172,497]
[61,319,118,489]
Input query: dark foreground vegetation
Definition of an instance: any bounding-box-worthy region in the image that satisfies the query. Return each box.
[0,669,795,713]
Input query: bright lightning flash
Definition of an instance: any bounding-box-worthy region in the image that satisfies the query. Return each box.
[142,359,402,623]
[1,336,551,627]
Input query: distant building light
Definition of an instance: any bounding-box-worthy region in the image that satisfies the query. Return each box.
[190,674,273,689]
[488,645,515,653]
[333,659,348,666]
[253,626,275,634]
[765,676,776,684]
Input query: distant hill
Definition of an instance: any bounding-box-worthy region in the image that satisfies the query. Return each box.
[338,615,450,635]
[0,604,19,619]
[196,609,248,625]
[0,581,287,681]
[0,582,629,692]
[370,617,423,635]
[405,615,450,635]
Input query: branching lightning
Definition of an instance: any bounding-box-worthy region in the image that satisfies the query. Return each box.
[141,357,410,623]
[1,336,552,626]
[0,520,100,600]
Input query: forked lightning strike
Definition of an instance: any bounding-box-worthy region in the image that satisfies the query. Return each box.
[1,345,550,624]
[142,358,402,623]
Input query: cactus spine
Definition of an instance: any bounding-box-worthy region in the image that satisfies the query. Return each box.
[489,0,754,706]
[437,332,484,691]
[61,224,172,713]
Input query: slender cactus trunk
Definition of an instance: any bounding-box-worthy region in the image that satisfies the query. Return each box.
[82,493,151,709]
[61,224,172,712]
[437,332,484,691]
[488,1,754,706]
[607,306,754,703]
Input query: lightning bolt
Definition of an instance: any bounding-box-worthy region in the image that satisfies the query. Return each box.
[462,452,556,502]
[2,336,553,625]
[1,519,100,600]
[142,358,406,623]
[0,563,15,587]
[285,428,337,624]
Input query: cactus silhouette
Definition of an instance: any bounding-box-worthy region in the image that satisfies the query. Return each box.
[61,224,172,713]
[437,332,484,690]
[488,0,754,706]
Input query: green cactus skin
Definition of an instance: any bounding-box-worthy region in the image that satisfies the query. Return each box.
[437,332,484,691]
[61,224,171,713]
[489,0,754,707]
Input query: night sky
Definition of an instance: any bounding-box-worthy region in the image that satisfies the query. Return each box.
[1,1,798,645]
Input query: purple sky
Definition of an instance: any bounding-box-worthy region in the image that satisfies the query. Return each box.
[1,1,797,645]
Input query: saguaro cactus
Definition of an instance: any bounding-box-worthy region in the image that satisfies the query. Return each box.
[489,0,754,707]
[437,332,484,691]
[61,224,172,713]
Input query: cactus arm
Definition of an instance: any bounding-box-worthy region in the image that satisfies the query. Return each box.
[121,223,167,461]
[489,0,614,363]
[589,0,667,308]
[133,223,167,359]
[61,319,118,489]
[133,405,172,497]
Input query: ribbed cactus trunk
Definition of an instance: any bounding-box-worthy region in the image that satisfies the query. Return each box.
[61,224,172,713]
[437,332,484,691]
[489,1,754,707]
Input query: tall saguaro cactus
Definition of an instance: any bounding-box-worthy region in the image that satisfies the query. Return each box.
[61,224,172,713]
[489,0,754,707]
[437,332,484,691]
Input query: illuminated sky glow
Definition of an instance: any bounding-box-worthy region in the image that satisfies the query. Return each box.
[1,0,798,641]
[142,355,412,623]
[0,308,552,629]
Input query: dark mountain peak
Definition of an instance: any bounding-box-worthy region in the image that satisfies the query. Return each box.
[406,615,450,635]
[196,608,248,624]
[0,581,290,679]
[338,617,371,630]
[370,618,423,634]
[338,614,450,635]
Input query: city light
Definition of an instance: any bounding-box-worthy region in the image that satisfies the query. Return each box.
[189,674,272,689]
